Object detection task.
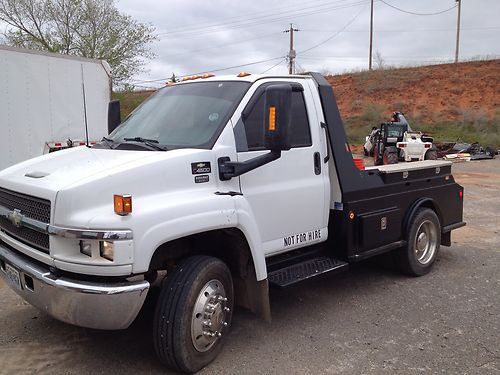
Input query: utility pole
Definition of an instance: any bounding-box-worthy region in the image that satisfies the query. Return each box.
[455,0,462,63]
[284,24,299,74]
[369,0,374,70]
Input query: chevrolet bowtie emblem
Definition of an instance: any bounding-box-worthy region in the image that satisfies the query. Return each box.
[197,163,205,168]
[7,209,23,228]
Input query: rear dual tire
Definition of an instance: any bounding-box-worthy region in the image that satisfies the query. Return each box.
[394,208,441,276]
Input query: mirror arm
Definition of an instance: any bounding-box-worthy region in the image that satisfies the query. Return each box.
[218,151,281,181]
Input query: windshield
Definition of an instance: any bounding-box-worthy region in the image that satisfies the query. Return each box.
[109,81,250,149]
[386,124,406,138]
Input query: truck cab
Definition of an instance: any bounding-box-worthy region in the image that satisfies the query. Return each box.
[0,73,464,373]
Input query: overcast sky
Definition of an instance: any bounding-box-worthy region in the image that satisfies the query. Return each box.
[118,0,499,87]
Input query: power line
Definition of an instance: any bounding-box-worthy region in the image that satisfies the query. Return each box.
[295,61,307,73]
[130,56,286,85]
[379,0,457,16]
[156,0,371,38]
[297,54,500,62]
[157,0,366,36]
[130,2,367,85]
[157,0,354,35]
[298,4,367,55]
[261,59,287,74]
[299,26,500,32]
[161,32,282,58]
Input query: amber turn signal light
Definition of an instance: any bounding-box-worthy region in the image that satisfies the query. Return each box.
[114,194,132,216]
[268,106,276,131]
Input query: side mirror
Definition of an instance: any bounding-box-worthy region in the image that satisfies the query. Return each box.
[263,84,292,151]
[108,100,121,134]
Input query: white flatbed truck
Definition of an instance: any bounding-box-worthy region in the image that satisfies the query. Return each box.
[0,72,465,373]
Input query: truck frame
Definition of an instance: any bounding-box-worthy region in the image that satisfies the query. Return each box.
[0,72,465,373]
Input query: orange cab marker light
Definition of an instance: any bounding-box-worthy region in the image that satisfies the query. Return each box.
[201,73,214,79]
[237,72,251,77]
[114,194,132,216]
[268,106,276,131]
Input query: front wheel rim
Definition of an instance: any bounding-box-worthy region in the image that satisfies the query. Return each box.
[414,220,438,265]
[191,279,230,352]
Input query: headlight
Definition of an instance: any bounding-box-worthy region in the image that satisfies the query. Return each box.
[100,241,114,261]
[79,240,93,257]
[79,240,114,261]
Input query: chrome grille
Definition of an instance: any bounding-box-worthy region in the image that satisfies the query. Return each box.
[0,187,51,253]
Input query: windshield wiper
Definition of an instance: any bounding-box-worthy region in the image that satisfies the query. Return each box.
[100,136,116,148]
[123,137,168,151]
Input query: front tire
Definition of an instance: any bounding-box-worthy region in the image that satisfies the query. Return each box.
[153,256,234,373]
[374,146,383,166]
[383,149,398,165]
[394,208,441,276]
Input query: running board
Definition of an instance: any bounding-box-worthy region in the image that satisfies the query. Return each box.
[267,256,348,288]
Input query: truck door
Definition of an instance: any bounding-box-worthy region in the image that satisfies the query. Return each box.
[233,80,329,255]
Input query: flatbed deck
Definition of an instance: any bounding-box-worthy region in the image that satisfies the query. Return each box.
[365,160,452,173]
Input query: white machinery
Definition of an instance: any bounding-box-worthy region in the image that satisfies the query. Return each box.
[363,127,378,156]
[397,131,436,162]
[0,45,111,170]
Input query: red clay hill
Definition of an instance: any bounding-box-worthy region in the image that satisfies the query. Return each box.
[326,59,499,125]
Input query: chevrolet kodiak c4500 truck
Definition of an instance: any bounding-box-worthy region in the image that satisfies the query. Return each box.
[0,73,465,373]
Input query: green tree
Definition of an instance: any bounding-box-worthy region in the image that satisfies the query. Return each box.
[0,0,156,85]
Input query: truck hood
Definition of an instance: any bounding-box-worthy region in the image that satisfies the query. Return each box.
[0,147,154,198]
[0,146,217,205]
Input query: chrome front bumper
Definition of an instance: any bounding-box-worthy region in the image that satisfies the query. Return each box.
[0,242,149,330]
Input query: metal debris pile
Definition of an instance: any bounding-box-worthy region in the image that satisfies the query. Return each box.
[435,142,497,162]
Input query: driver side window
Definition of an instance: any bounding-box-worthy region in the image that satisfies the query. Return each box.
[234,88,312,152]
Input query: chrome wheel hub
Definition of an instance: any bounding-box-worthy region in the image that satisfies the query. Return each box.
[191,279,230,352]
[415,220,438,265]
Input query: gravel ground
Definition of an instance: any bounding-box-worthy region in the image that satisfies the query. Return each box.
[0,158,499,374]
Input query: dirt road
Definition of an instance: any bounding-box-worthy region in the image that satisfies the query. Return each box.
[1,159,499,374]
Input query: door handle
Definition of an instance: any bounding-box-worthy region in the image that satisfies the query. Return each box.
[320,122,331,163]
[314,152,321,175]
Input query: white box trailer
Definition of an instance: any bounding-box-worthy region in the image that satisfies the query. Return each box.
[0,45,111,170]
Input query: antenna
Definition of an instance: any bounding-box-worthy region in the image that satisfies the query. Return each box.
[81,64,90,148]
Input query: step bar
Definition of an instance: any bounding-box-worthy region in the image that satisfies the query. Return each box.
[267,256,348,288]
